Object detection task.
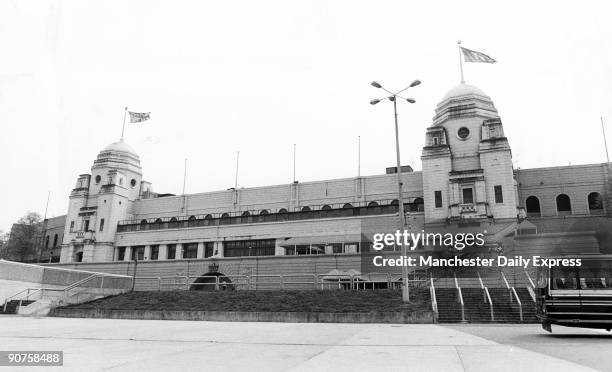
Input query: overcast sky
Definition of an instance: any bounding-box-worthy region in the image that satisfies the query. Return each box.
[1,0,611,231]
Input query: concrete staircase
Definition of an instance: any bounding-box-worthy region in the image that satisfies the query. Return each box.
[434,286,538,323]
[0,300,35,314]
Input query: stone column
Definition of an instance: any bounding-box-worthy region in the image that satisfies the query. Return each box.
[197,242,204,258]
[214,241,224,257]
[158,244,168,260]
[113,247,119,261]
[125,246,132,261]
[176,243,183,259]
[144,245,151,260]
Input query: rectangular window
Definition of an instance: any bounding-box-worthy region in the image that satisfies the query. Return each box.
[183,243,198,259]
[117,247,126,261]
[204,242,215,258]
[494,185,503,203]
[83,220,90,232]
[167,244,176,259]
[150,245,159,260]
[462,188,474,204]
[69,221,75,232]
[131,246,144,260]
[224,239,276,257]
[99,218,105,232]
[434,191,442,208]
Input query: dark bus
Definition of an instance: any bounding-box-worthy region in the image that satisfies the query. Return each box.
[536,255,612,332]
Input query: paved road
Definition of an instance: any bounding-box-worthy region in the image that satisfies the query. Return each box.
[0,316,610,371]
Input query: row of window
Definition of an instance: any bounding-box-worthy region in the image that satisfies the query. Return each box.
[116,242,217,261]
[44,234,61,249]
[525,192,604,216]
[117,200,426,232]
[68,218,105,233]
[432,185,505,208]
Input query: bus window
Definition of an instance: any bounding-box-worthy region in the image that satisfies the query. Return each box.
[550,266,577,290]
[578,260,612,289]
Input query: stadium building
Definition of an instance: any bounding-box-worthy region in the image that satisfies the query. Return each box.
[48,82,612,289]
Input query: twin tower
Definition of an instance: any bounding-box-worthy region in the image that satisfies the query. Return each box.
[60,82,520,263]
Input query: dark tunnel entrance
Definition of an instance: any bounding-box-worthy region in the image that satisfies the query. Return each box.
[190,272,234,291]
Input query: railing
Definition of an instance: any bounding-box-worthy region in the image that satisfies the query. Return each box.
[430,276,438,322]
[3,272,133,313]
[454,273,466,323]
[511,287,523,321]
[500,271,513,302]
[459,204,476,213]
[130,273,424,292]
[477,272,494,321]
[524,270,537,303]
[501,271,523,321]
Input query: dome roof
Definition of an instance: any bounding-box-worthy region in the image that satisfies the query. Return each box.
[102,140,137,156]
[441,83,490,101]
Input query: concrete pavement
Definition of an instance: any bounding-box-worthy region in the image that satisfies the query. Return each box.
[0,316,609,371]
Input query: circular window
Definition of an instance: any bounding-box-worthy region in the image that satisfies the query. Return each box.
[457,127,470,140]
[130,179,137,188]
[95,175,101,184]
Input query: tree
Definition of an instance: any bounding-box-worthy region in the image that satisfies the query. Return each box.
[4,212,43,262]
[0,230,9,259]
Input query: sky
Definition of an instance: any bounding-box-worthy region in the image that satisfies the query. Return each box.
[1,0,611,232]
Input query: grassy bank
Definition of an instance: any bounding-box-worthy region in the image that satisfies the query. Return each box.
[65,289,431,313]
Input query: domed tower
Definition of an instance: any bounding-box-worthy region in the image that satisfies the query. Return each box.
[60,140,151,263]
[421,83,518,223]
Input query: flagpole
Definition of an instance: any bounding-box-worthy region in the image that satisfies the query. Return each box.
[457,40,465,84]
[358,135,361,177]
[601,117,610,163]
[293,144,296,183]
[235,151,240,188]
[121,107,128,141]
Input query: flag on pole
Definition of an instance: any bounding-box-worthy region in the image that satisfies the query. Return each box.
[128,111,151,123]
[460,47,496,63]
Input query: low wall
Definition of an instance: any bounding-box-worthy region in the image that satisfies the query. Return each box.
[49,308,434,323]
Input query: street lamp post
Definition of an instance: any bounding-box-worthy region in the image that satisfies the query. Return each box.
[370,79,421,303]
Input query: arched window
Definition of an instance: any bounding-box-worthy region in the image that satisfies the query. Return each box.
[278,208,288,214]
[525,196,541,216]
[140,219,148,225]
[241,211,251,217]
[556,194,572,214]
[140,219,148,230]
[169,217,178,228]
[188,215,197,227]
[45,235,50,249]
[390,199,399,206]
[342,203,353,209]
[367,201,379,207]
[260,209,269,215]
[588,192,603,213]
[204,214,213,220]
[321,205,331,210]
[221,213,230,218]
[301,206,311,212]
[413,197,424,212]
[52,234,58,248]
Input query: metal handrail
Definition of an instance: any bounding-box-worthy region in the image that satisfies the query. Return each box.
[454,273,466,323]
[430,276,438,322]
[477,272,486,303]
[500,271,512,302]
[511,287,523,321]
[484,287,494,321]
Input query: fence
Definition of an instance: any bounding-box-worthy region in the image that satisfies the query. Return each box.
[132,273,429,292]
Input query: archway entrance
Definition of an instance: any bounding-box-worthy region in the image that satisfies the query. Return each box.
[190,272,234,291]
